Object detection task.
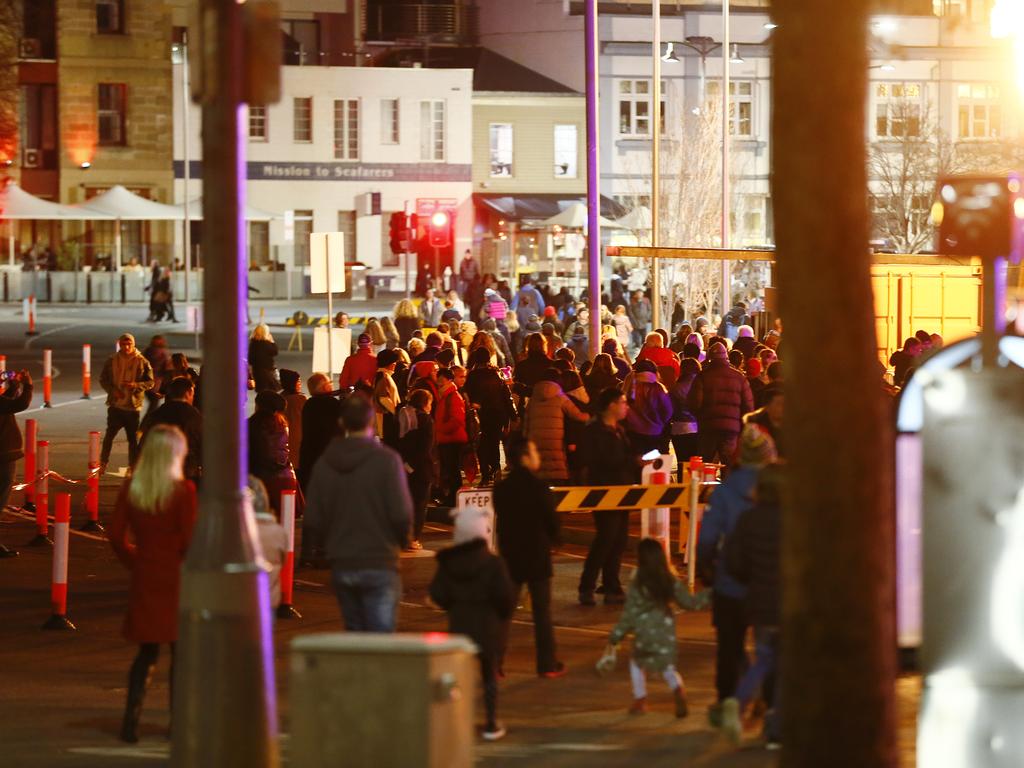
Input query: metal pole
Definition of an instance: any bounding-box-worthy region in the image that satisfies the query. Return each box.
[404,200,411,300]
[182,31,193,305]
[720,0,731,317]
[651,0,662,330]
[585,0,602,360]
[171,1,278,765]
[326,244,334,379]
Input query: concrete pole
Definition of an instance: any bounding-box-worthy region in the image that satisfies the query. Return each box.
[651,0,662,330]
[170,1,279,766]
[720,0,731,317]
[585,0,602,359]
[181,30,193,305]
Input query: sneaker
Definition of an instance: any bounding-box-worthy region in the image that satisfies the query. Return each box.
[765,740,782,751]
[578,591,596,606]
[482,722,507,741]
[407,540,423,551]
[538,662,567,679]
[720,697,741,744]
[628,698,647,716]
[707,702,723,728]
[603,592,626,606]
[673,688,689,718]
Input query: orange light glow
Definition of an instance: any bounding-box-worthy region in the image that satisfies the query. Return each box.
[991,0,1024,96]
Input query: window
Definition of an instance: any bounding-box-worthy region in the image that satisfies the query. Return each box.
[281,19,321,66]
[420,100,445,161]
[552,124,578,178]
[293,97,312,143]
[97,83,127,146]
[249,106,268,142]
[96,0,124,34]
[333,99,359,160]
[957,83,1001,139]
[293,210,313,266]
[874,82,923,138]
[614,194,652,210]
[337,211,358,264]
[381,99,399,144]
[706,80,755,137]
[249,221,270,266]
[489,123,513,177]
[617,79,665,137]
[20,84,57,169]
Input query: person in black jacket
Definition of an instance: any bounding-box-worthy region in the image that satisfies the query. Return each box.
[140,376,202,483]
[297,374,341,492]
[513,333,551,398]
[398,388,435,550]
[430,534,515,741]
[720,464,783,746]
[0,370,32,558]
[464,347,515,484]
[578,388,635,606]
[494,439,566,678]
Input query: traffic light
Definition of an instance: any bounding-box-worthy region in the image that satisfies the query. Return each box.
[388,212,417,254]
[933,173,1024,262]
[428,210,452,248]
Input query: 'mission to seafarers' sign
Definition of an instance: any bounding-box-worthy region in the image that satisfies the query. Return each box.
[174,161,471,183]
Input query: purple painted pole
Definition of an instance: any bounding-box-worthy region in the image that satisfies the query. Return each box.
[585,0,602,359]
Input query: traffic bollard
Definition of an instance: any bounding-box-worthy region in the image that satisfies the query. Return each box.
[0,354,5,374]
[25,294,37,336]
[81,431,102,532]
[686,456,703,593]
[42,493,75,631]
[81,344,91,399]
[27,440,51,546]
[277,490,301,619]
[42,349,52,408]
[23,419,36,509]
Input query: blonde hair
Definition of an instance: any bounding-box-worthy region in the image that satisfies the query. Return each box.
[380,316,400,346]
[394,299,418,320]
[128,424,186,513]
[251,323,274,343]
[408,338,426,357]
[365,318,387,346]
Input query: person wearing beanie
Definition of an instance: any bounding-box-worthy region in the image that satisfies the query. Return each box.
[691,342,753,468]
[338,333,378,390]
[733,325,758,361]
[743,357,767,408]
[697,424,777,726]
[278,369,306,472]
[542,304,564,336]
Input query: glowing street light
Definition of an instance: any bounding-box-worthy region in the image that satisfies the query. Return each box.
[991,0,1024,95]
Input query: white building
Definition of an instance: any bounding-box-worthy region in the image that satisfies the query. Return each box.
[172,63,474,287]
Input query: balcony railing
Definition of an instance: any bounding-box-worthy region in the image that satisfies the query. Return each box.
[367,2,478,44]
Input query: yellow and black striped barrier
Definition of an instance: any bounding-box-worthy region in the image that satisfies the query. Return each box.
[551,484,691,513]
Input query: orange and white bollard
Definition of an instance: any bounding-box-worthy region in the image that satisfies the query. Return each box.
[0,354,6,375]
[42,493,75,630]
[27,440,50,546]
[81,431,102,532]
[23,419,36,508]
[276,490,301,619]
[685,456,704,593]
[81,344,91,399]
[24,294,37,336]
[42,348,52,408]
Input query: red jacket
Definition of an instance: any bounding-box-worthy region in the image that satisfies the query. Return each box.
[108,480,197,644]
[435,383,468,444]
[636,345,680,377]
[338,349,378,389]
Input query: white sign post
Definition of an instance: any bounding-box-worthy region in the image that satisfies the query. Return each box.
[312,327,351,379]
[640,455,673,558]
[454,488,496,552]
[309,232,346,378]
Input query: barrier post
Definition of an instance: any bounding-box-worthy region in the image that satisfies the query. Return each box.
[27,440,51,546]
[276,490,300,619]
[42,493,75,630]
[640,455,673,558]
[686,456,703,593]
[25,294,37,336]
[81,344,91,399]
[42,348,52,407]
[0,354,6,374]
[81,431,102,532]
[23,419,36,508]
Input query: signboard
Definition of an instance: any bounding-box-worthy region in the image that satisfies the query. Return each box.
[640,456,673,557]
[312,327,351,376]
[309,232,345,294]
[454,488,495,552]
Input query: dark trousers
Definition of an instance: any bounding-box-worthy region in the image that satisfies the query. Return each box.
[438,443,464,506]
[701,429,739,469]
[102,407,141,466]
[477,423,503,483]
[579,510,630,594]
[670,433,701,482]
[408,474,431,540]
[517,578,557,673]
[0,459,15,509]
[628,432,668,458]
[712,591,749,702]
[478,653,499,728]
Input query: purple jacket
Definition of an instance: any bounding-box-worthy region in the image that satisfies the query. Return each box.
[624,372,674,437]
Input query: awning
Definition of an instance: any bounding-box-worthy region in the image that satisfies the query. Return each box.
[613,205,652,230]
[0,183,113,220]
[538,202,618,229]
[76,185,183,220]
[175,197,280,222]
[474,193,625,225]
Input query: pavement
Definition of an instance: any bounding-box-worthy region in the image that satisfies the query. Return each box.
[0,302,922,766]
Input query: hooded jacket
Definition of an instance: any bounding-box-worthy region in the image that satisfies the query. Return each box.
[624,372,674,437]
[100,349,155,411]
[435,381,468,445]
[429,538,515,657]
[304,435,413,571]
[523,380,588,481]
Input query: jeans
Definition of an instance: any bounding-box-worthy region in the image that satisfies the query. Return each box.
[517,578,557,673]
[712,591,749,702]
[735,625,780,723]
[579,510,630,594]
[101,407,142,466]
[0,459,15,509]
[330,568,401,632]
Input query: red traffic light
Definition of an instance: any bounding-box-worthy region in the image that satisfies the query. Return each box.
[428,210,452,248]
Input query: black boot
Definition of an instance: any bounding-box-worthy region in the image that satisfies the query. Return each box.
[120,654,155,743]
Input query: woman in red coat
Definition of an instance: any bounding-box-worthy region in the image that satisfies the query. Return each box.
[108,424,197,743]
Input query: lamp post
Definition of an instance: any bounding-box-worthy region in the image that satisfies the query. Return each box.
[172,34,193,306]
[651,0,662,330]
[585,0,602,359]
[721,0,732,317]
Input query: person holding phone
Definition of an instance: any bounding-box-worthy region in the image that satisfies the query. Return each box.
[0,369,33,558]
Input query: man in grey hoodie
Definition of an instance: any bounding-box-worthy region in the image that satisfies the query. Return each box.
[304,394,413,632]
